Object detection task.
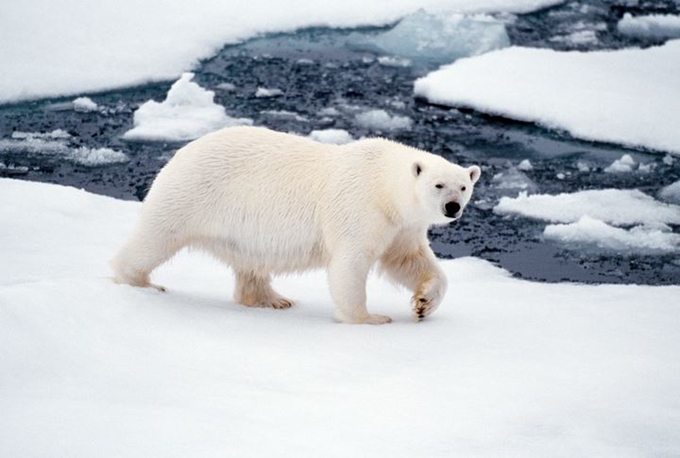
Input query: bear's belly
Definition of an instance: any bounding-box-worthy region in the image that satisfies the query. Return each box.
[192,214,328,273]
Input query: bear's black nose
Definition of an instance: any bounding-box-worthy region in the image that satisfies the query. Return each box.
[445,201,461,218]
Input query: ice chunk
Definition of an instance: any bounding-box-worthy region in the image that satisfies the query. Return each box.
[617,13,680,39]
[659,180,680,205]
[490,167,538,196]
[549,30,599,45]
[544,215,680,254]
[604,154,636,173]
[216,82,236,91]
[72,97,98,112]
[308,129,354,145]
[517,159,533,171]
[355,109,412,131]
[352,10,509,66]
[377,56,411,67]
[255,87,283,98]
[261,110,309,122]
[123,73,252,142]
[495,189,680,226]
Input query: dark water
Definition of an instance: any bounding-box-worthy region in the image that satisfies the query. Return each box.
[1,0,679,284]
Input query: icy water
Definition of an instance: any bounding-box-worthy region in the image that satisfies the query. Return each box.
[1,0,679,284]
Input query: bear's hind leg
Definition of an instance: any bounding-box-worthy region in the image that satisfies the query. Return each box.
[233,271,294,309]
[110,228,184,292]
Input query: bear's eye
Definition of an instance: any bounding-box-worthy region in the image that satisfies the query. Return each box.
[461,186,467,191]
[435,184,444,189]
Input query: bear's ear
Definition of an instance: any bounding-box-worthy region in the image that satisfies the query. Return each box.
[468,165,481,184]
[413,162,423,178]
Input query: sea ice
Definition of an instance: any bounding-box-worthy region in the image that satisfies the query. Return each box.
[659,180,680,205]
[255,87,284,98]
[377,56,412,67]
[123,73,252,142]
[72,97,99,113]
[495,189,680,226]
[490,167,538,195]
[517,159,533,171]
[353,10,510,66]
[0,0,566,103]
[355,109,412,131]
[544,215,680,254]
[308,129,354,145]
[1,177,679,458]
[414,40,680,154]
[0,130,128,166]
[617,13,680,39]
[604,154,636,173]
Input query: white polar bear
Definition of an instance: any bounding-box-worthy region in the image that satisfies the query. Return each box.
[111,126,480,324]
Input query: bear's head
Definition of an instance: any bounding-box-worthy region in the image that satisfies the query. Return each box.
[412,159,481,225]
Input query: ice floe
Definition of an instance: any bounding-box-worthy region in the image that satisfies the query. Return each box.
[495,189,680,226]
[544,215,680,254]
[617,13,680,39]
[0,0,565,103]
[123,73,252,142]
[3,175,680,457]
[414,40,680,154]
[353,10,510,66]
[0,130,128,166]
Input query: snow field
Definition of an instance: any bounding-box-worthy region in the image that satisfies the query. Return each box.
[414,40,680,154]
[1,178,679,457]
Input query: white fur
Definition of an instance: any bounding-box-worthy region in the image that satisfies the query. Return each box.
[110,126,481,324]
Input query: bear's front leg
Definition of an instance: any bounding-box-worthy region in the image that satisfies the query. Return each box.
[412,271,447,321]
[381,240,447,321]
[328,251,392,325]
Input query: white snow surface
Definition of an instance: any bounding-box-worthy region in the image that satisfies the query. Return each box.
[414,40,680,154]
[122,73,252,142]
[617,13,680,39]
[0,0,565,103]
[495,189,680,226]
[355,109,413,131]
[1,178,679,457]
[544,216,680,254]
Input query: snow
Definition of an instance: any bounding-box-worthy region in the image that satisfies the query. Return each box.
[72,96,98,112]
[604,154,637,173]
[0,130,128,166]
[495,189,680,226]
[414,40,680,154]
[255,87,284,98]
[1,177,680,457]
[544,215,680,254]
[354,10,510,66]
[0,0,564,103]
[307,129,354,145]
[617,13,680,39]
[355,109,412,131]
[122,73,252,142]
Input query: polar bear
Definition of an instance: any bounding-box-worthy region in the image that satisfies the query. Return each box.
[111,126,480,324]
